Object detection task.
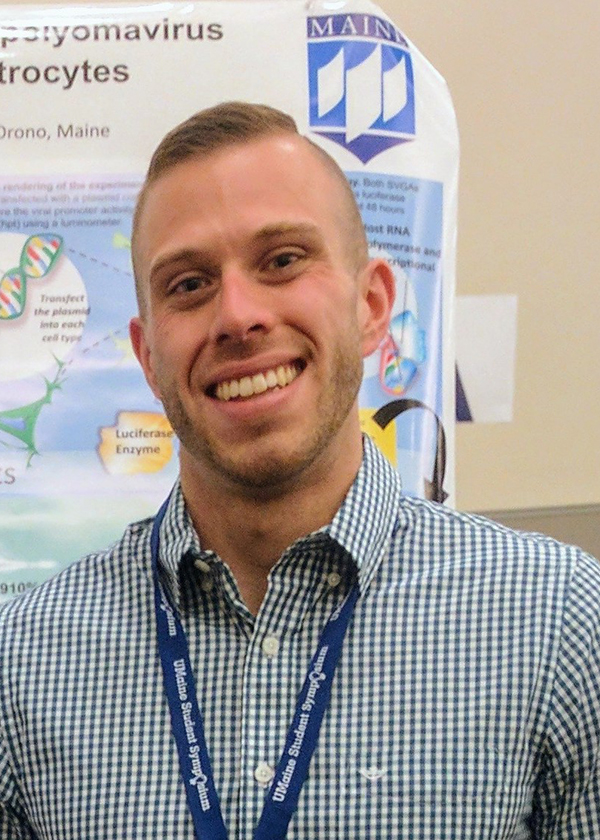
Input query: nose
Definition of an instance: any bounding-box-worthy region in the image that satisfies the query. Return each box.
[208,268,275,345]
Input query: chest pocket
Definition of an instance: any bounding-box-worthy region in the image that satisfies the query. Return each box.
[326,745,533,840]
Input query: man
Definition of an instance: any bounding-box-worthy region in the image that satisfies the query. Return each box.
[0,102,599,839]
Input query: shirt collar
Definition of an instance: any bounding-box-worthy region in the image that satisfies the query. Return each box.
[154,484,201,608]
[155,435,403,604]
[323,435,403,593]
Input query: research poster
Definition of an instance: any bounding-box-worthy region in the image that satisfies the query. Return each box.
[0,0,458,599]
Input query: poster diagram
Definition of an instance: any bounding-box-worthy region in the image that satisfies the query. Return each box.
[353,173,446,502]
[0,177,178,599]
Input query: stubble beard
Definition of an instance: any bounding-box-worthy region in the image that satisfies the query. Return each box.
[159,341,364,496]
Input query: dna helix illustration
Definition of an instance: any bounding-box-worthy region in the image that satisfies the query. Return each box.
[0,234,64,321]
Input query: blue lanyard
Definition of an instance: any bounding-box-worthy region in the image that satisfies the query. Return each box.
[151,495,359,840]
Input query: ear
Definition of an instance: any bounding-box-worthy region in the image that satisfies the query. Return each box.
[129,316,162,400]
[357,258,396,358]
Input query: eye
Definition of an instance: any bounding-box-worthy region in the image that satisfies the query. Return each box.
[171,274,210,295]
[271,252,298,268]
[265,249,305,273]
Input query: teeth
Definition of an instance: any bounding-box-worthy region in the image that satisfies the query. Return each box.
[252,373,268,394]
[276,366,287,387]
[215,364,300,401]
[239,376,253,398]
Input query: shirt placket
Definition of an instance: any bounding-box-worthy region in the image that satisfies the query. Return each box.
[234,542,350,840]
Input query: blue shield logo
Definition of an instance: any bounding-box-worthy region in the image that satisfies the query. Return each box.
[307,16,416,164]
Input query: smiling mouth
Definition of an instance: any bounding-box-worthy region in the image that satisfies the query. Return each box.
[212,362,303,402]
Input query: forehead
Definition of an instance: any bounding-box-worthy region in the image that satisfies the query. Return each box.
[134,134,350,273]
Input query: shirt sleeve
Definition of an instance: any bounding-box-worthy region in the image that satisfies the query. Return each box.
[0,738,37,840]
[0,624,37,840]
[532,550,600,839]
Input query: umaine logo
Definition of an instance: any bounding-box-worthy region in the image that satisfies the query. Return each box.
[307,14,416,164]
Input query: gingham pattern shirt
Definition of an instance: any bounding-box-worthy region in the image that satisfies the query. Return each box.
[1,438,599,839]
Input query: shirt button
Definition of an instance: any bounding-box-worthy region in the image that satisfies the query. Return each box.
[327,572,342,588]
[194,558,211,574]
[261,635,280,657]
[201,577,214,593]
[254,762,275,786]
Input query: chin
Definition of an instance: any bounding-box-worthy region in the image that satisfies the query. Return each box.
[182,430,332,495]
[215,447,315,492]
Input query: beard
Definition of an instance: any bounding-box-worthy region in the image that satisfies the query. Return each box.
[159,338,364,496]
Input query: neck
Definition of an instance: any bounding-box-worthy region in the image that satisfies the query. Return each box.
[180,437,363,614]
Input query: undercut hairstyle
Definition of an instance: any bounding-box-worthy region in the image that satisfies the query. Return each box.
[131,101,368,310]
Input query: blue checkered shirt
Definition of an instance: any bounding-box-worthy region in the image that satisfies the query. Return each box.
[1,438,599,838]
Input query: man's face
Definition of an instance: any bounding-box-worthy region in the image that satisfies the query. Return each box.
[131,133,392,494]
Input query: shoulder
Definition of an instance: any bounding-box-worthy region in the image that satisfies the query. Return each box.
[396,494,590,562]
[391,496,600,603]
[0,515,155,640]
[381,498,600,704]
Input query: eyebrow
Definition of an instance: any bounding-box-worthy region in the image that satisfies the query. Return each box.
[252,222,321,242]
[149,249,204,284]
[148,222,323,282]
